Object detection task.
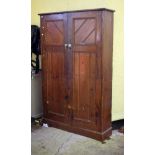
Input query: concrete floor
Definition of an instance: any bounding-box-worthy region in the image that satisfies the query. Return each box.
[31,126,124,155]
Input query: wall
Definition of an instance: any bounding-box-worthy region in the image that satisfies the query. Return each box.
[31,73,43,118]
[31,0,124,121]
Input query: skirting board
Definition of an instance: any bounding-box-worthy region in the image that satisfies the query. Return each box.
[44,118,112,142]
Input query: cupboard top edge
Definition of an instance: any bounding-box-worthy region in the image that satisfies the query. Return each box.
[38,8,115,16]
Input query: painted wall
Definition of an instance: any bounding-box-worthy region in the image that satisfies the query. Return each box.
[31,0,124,121]
[31,74,43,118]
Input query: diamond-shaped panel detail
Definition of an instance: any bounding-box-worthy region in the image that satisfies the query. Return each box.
[45,20,64,45]
[74,18,96,44]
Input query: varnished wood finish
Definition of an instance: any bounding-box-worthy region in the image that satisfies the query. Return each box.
[101,11,114,133]
[39,8,115,16]
[40,8,114,142]
[70,11,102,131]
[41,14,68,123]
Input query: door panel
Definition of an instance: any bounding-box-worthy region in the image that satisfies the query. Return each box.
[69,12,102,130]
[41,12,102,130]
[41,14,68,123]
[74,18,96,44]
[45,20,64,45]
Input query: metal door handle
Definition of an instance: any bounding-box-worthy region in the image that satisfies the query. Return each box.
[64,44,68,50]
[64,43,71,50]
[68,44,72,49]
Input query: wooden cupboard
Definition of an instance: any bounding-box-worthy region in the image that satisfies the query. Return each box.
[39,8,114,142]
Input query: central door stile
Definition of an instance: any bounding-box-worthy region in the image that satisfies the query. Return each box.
[66,13,74,123]
[63,13,70,124]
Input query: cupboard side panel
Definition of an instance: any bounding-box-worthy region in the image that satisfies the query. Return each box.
[40,16,48,118]
[101,11,114,132]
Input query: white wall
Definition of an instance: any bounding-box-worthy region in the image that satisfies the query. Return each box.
[31,73,43,118]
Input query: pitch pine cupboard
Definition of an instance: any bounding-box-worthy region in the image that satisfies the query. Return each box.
[39,8,114,142]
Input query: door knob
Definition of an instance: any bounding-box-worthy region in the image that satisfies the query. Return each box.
[64,44,68,50]
[68,44,72,49]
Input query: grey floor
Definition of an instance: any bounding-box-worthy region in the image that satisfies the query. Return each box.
[31,126,124,155]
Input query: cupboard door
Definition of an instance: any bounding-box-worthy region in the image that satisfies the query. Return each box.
[41,14,69,123]
[69,11,102,131]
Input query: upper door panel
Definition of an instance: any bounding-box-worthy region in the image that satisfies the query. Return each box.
[74,17,96,45]
[41,14,68,47]
[68,11,101,53]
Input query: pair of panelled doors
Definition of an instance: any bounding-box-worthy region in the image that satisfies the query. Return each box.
[41,11,101,131]
[40,9,114,141]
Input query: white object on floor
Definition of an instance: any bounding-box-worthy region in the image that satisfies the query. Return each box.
[43,123,48,127]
